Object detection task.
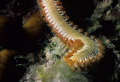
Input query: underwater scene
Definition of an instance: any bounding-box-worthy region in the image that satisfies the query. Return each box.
[0,0,120,82]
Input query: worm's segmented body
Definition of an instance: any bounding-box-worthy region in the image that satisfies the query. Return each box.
[37,0,105,69]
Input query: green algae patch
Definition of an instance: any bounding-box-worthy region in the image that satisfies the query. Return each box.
[37,61,88,82]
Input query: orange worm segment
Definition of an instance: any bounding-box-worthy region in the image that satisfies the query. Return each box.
[37,0,105,69]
